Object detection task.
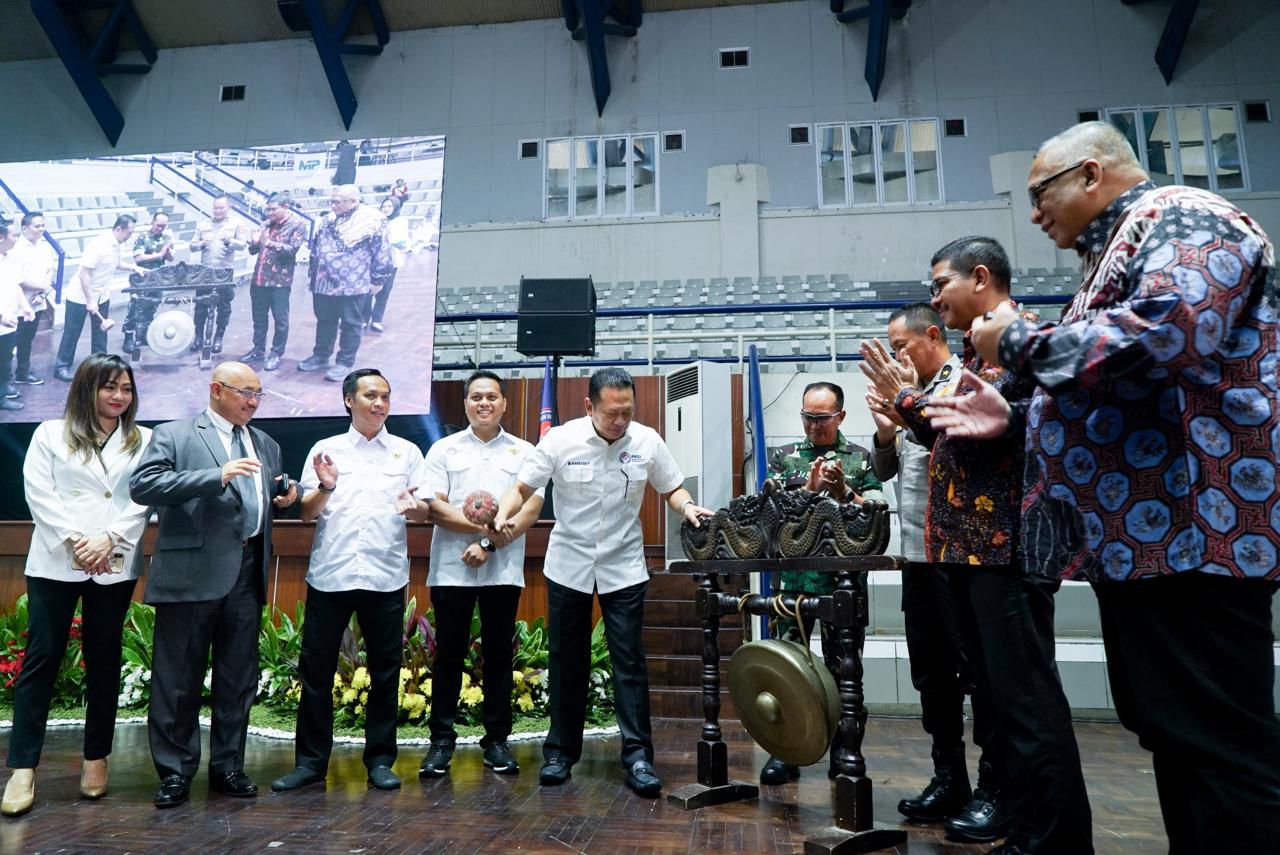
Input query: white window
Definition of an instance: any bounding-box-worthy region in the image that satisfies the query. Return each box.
[543,133,660,219]
[816,118,943,207]
[1106,104,1247,192]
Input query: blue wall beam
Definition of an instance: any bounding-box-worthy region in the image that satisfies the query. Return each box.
[29,0,163,146]
[1155,0,1200,85]
[298,0,388,130]
[568,0,642,117]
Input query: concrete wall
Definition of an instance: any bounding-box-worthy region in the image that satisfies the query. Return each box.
[2,0,1278,286]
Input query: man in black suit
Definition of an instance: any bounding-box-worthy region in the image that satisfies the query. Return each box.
[129,361,299,808]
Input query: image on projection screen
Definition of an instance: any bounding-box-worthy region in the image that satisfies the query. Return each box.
[0,136,443,422]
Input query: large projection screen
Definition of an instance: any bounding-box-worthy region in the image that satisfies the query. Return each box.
[0,136,442,422]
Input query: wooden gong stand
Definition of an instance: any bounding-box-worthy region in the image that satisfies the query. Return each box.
[665,555,915,855]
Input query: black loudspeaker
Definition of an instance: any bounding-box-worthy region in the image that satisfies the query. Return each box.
[517,277,597,356]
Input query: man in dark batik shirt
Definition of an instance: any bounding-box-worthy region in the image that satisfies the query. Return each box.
[242,194,307,372]
[949,121,1280,855]
[861,237,1092,853]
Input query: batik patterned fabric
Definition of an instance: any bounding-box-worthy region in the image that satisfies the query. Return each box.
[310,205,394,297]
[999,183,1279,583]
[767,432,883,594]
[897,307,1037,567]
[250,213,308,288]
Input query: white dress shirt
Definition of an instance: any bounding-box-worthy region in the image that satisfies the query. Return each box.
[0,254,22,335]
[299,426,424,593]
[70,231,122,306]
[422,426,542,588]
[23,419,153,584]
[205,407,264,538]
[9,235,57,311]
[518,416,683,595]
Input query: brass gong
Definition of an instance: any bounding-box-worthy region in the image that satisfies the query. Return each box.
[727,639,840,766]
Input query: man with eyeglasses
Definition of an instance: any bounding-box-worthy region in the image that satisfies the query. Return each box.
[861,237,1092,854]
[298,185,394,382]
[130,361,299,809]
[941,121,1280,854]
[759,380,883,785]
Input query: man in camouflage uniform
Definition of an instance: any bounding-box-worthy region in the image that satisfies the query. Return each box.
[132,212,174,271]
[762,380,883,784]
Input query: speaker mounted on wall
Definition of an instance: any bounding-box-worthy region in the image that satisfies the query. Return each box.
[517,277,597,356]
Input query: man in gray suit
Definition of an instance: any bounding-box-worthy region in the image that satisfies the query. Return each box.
[130,361,299,808]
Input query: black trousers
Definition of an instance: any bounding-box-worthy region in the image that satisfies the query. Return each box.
[54,300,110,372]
[544,578,652,768]
[0,331,14,389]
[310,292,365,366]
[902,562,991,759]
[294,585,404,773]
[249,287,290,356]
[428,585,522,747]
[6,575,137,768]
[953,567,1093,854]
[1095,573,1280,855]
[14,309,44,375]
[369,269,399,324]
[191,286,235,337]
[148,538,263,779]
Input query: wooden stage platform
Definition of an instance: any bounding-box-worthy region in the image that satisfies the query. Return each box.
[1,717,1167,853]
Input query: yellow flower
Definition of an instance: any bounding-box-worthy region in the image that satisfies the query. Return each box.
[974,495,995,513]
[422,679,432,697]
[512,670,524,684]
[516,694,534,712]
[527,672,542,686]
[968,555,980,565]
[399,667,412,685]
[352,667,370,690]
[359,690,368,704]
[341,688,357,705]
[401,693,427,715]
[354,704,364,716]
[461,685,484,706]
[461,673,471,688]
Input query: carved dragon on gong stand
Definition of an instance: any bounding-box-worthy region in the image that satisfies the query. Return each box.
[680,477,891,560]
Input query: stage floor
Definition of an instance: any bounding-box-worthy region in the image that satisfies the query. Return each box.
[0,716,1165,853]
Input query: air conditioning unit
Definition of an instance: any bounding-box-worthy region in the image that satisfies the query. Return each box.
[663,360,733,567]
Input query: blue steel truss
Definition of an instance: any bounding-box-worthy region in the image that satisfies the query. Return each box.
[297,0,390,130]
[830,0,911,102]
[565,0,643,117]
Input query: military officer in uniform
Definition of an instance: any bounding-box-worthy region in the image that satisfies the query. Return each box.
[761,380,883,784]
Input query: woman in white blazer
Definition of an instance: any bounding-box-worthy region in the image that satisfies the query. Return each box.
[2,353,151,817]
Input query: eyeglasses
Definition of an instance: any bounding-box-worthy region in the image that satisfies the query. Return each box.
[800,411,839,425]
[217,382,266,401]
[1028,160,1087,209]
[928,274,960,299]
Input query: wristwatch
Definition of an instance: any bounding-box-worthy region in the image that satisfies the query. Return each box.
[478,536,497,553]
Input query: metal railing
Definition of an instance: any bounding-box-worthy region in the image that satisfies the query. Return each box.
[199,137,444,172]
[190,155,314,240]
[148,157,314,240]
[431,294,1073,371]
[0,176,68,302]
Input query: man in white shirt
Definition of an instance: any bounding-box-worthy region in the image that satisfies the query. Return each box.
[10,212,58,387]
[416,370,544,779]
[495,367,711,797]
[54,214,140,382]
[271,368,424,794]
[0,220,32,411]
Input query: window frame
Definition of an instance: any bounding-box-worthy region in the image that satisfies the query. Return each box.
[815,117,945,208]
[542,132,661,221]
[1105,103,1249,193]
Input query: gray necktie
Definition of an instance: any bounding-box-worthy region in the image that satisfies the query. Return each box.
[232,425,259,540]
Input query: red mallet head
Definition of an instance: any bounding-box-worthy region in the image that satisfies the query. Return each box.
[462,490,497,527]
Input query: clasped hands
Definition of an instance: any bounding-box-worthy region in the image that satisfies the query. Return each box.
[69,533,116,575]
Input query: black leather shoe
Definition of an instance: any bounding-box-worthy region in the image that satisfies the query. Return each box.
[14,372,43,385]
[212,333,224,354]
[624,761,662,797]
[760,756,800,785]
[210,770,258,798]
[271,766,324,792]
[899,747,972,822]
[0,399,22,411]
[419,743,453,778]
[264,353,281,371]
[54,367,75,382]
[483,742,519,775]
[153,774,190,808]
[944,789,1011,842]
[239,348,265,363]
[539,758,572,786]
[367,765,401,790]
[297,356,330,372]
